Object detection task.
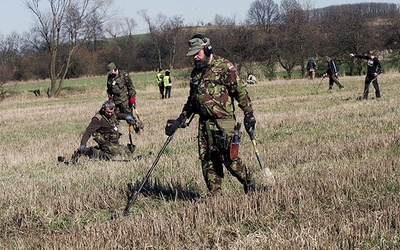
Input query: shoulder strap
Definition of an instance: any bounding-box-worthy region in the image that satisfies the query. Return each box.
[94,113,112,126]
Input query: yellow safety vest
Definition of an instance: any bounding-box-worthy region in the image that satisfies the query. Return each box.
[163,75,171,87]
[156,73,163,86]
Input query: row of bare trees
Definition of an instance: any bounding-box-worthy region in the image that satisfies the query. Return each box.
[1,0,399,98]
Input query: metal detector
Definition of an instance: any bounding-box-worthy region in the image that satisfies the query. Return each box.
[246,128,275,186]
[315,76,325,93]
[115,135,174,218]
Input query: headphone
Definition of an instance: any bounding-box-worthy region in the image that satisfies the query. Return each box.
[191,34,213,57]
[100,101,107,114]
[100,100,115,114]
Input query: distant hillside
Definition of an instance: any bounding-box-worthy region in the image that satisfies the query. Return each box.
[312,2,400,20]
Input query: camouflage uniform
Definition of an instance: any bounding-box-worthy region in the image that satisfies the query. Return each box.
[80,111,134,161]
[182,55,254,194]
[107,69,136,115]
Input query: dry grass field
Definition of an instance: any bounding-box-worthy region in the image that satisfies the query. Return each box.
[1,72,399,249]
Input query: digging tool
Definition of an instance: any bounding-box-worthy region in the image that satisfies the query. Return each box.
[133,104,144,131]
[128,124,136,152]
[246,128,275,186]
[129,124,133,144]
[114,135,174,218]
[315,75,325,93]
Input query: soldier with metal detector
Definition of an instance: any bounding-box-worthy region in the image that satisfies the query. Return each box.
[323,56,345,91]
[165,34,258,195]
[350,51,382,100]
[116,35,275,217]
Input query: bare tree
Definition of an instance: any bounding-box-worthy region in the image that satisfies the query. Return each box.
[246,0,280,31]
[23,0,111,97]
[162,15,188,70]
[0,32,22,74]
[139,9,167,70]
[377,4,400,62]
[105,17,136,38]
[274,0,309,79]
[213,14,237,26]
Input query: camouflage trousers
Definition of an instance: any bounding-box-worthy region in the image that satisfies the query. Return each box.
[115,100,132,116]
[328,74,344,89]
[85,142,135,161]
[198,119,252,194]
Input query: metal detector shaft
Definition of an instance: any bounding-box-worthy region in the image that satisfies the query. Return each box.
[246,129,275,185]
[123,135,173,215]
[128,124,133,144]
[247,129,264,171]
[316,76,325,93]
[133,104,142,123]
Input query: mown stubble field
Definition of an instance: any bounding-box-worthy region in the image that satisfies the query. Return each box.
[0,72,399,249]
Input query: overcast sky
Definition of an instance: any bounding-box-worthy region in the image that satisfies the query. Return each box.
[0,0,396,36]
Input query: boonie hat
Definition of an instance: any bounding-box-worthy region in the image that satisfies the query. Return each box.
[107,62,116,74]
[186,37,207,56]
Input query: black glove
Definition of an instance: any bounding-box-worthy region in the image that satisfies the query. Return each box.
[165,114,186,136]
[244,112,256,132]
[176,114,186,128]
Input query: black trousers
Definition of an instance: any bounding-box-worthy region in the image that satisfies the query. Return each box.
[363,74,380,99]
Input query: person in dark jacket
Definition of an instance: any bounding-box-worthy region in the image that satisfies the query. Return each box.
[323,56,344,90]
[79,100,136,160]
[350,51,382,99]
[306,57,317,80]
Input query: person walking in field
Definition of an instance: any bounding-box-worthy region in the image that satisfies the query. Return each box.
[163,70,172,98]
[156,68,164,99]
[323,56,344,90]
[306,57,317,80]
[350,51,382,99]
[165,34,256,195]
[78,100,137,160]
[106,62,137,115]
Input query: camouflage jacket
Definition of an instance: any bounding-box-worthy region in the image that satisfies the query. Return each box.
[107,70,136,105]
[182,55,253,120]
[80,112,129,146]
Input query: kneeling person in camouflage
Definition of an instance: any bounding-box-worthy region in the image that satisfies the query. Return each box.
[79,100,137,161]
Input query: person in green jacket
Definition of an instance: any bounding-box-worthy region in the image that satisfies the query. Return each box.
[106,62,137,115]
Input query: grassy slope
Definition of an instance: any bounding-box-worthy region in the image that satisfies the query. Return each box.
[0,73,399,249]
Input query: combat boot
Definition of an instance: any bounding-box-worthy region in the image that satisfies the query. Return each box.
[243,179,256,194]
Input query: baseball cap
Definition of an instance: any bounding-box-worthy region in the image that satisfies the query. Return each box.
[186,37,207,56]
[107,62,116,74]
